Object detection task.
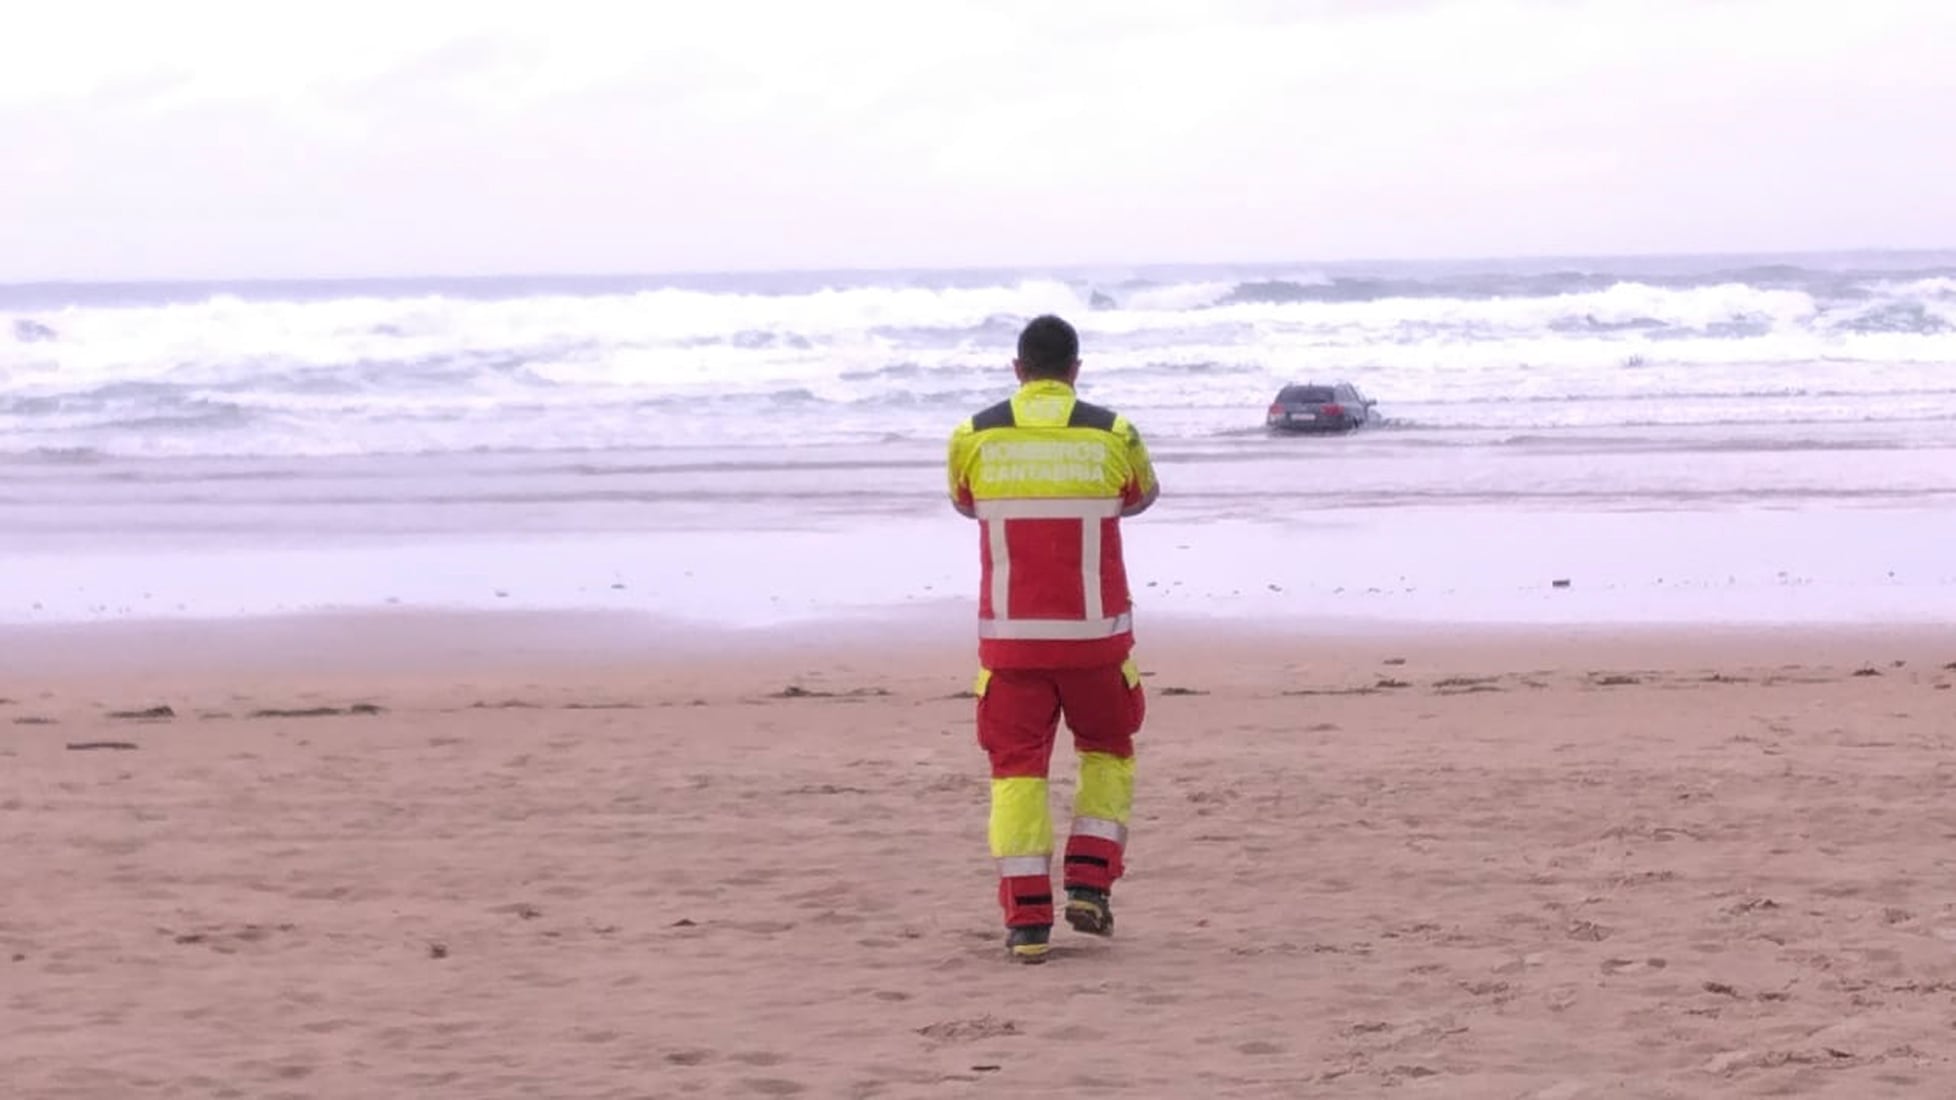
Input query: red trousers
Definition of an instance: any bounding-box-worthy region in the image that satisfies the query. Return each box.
[977,661,1146,926]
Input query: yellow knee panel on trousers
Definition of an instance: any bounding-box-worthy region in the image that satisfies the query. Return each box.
[989,777,1052,858]
[1074,751,1134,825]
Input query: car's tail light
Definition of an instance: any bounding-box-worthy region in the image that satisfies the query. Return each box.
[1268,403,1283,417]
[1321,403,1344,416]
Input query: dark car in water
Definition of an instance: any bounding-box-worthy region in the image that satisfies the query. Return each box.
[1266,382,1377,433]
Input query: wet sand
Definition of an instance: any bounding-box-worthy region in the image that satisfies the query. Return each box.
[4,614,1956,1098]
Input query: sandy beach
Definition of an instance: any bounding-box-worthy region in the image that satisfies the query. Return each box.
[8,17,1956,1100]
[5,613,1956,1098]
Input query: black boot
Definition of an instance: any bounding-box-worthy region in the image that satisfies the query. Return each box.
[1005,924,1051,963]
[1064,887,1113,936]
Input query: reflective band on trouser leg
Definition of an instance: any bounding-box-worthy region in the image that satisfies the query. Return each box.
[991,777,1054,926]
[1065,751,1134,891]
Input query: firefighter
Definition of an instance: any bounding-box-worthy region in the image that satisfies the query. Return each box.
[945,313,1160,963]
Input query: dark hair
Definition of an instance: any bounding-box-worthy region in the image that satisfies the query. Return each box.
[1016,314,1079,378]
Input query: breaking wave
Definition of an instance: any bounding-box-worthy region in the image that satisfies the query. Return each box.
[4,256,1955,457]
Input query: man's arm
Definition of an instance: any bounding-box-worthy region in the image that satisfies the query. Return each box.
[947,421,978,518]
[1119,418,1159,517]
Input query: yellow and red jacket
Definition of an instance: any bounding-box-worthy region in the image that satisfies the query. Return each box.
[947,379,1159,669]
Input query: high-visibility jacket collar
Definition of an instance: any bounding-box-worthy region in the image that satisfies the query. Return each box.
[1016,378,1075,397]
[1011,378,1078,419]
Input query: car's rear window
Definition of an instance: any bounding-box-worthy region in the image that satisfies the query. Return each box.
[1280,386,1336,403]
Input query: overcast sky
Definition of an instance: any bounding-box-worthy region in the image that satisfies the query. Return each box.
[4,0,1954,281]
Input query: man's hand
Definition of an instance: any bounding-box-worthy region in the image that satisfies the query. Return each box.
[953,498,976,518]
[1122,484,1159,517]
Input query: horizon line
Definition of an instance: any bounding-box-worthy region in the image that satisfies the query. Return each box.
[4,244,1955,291]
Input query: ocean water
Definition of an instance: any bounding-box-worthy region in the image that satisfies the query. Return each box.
[6,251,1956,459]
[3,252,1954,628]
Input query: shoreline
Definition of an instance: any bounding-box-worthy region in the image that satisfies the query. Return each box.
[5,500,1954,633]
[6,602,1954,684]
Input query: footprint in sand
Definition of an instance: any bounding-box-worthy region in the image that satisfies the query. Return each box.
[106,705,175,720]
[166,922,297,954]
[731,1052,788,1067]
[248,704,384,718]
[1431,676,1503,694]
[1236,1040,1285,1056]
[916,1016,1020,1043]
[1565,920,1612,942]
[740,1078,806,1095]
[664,1049,713,1066]
[769,685,892,700]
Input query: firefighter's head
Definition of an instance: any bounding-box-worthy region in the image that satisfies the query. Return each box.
[1014,314,1080,385]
